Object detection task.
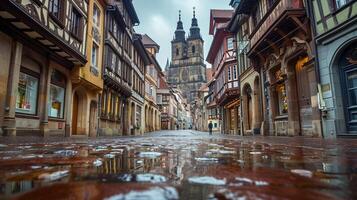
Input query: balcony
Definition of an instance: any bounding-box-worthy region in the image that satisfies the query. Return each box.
[248,0,305,54]
[216,80,240,106]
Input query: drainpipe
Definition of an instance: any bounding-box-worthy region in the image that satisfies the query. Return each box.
[305,0,325,137]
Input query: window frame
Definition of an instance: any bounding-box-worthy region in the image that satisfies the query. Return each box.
[48,70,66,119]
[70,6,84,42]
[48,0,65,28]
[16,68,40,116]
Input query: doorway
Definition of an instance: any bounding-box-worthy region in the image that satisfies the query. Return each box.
[295,56,313,135]
[89,101,97,137]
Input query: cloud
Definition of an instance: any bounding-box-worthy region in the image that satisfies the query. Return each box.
[149,15,171,38]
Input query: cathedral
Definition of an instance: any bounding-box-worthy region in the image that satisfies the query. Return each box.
[166,9,207,102]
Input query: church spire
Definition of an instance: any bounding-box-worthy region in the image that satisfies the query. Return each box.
[165,58,170,71]
[189,7,201,40]
[174,10,185,42]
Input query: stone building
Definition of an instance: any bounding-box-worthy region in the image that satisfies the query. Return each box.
[99,0,140,136]
[307,0,357,137]
[232,0,322,137]
[167,9,207,102]
[0,0,89,136]
[207,9,239,135]
[142,34,161,133]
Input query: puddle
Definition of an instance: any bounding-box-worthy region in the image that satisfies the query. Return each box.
[54,150,77,157]
[137,152,162,158]
[188,176,226,185]
[0,131,355,200]
[291,169,313,178]
[119,173,167,183]
[104,186,178,200]
[38,170,69,181]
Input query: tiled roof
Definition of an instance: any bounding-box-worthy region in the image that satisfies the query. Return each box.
[141,34,160,48]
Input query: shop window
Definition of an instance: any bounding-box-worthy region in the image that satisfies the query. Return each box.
[277,83,288,115]
[16,71,39,115]
[48,70,66,118]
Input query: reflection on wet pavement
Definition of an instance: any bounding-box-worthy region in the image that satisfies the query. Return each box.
[0,130,356,199]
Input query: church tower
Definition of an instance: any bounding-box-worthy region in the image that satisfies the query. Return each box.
[167,8,206,102]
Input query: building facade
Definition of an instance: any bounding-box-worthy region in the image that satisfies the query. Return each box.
[99,0,139,136]
[207,9,240,135]
[308,0,357,137]
[0,0,89,136]
[142,34,161,133]
[167,10,207,102]
[231,0,322,137]
[157,74,178,130]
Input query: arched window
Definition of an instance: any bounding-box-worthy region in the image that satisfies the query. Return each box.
[192,45,196,54]
[176,48,179,56]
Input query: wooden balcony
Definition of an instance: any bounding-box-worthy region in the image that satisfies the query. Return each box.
[216,80,240,106]
[0,0,88,67]
[248,0,305,55]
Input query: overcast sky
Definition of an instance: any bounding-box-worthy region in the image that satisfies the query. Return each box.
[133,0,231,69]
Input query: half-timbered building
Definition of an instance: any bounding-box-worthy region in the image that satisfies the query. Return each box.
[228,0,263,136]
[207,9,240,135]
[308,0,357,137]
[99,0,139,136]
[0,0,89,136]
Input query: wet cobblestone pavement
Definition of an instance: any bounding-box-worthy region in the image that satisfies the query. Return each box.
[0,130,356,200]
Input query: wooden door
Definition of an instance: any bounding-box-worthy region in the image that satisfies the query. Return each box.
[72,93,78,135]
[89,101,97,137]
[296,59,313,135]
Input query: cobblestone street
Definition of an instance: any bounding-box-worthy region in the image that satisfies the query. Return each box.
[0,130,356,199]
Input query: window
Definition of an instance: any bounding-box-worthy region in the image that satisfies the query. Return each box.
[277,84,288,115]
[227,37,234,50]
[228,66,232,81]
[267,0,277,9]
[192,46,196,54]
[49,0,63,22]
[233,65,237,80]
[70,7,82,40]
[150,85,153,96]
[16,71,39,115]
[176,48,179,56]
[48,70,66,118]
[91,42,98,68]
[334,0,350,9]
[93,4,100,27]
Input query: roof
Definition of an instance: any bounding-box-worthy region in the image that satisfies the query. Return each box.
[209,9,233,35]
[159,76,170,89]
[141,34,160,49]
[123,0,140,25]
